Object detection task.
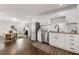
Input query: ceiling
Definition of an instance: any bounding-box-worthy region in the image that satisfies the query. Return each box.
[0,4,76,15]
[0,4,76,21]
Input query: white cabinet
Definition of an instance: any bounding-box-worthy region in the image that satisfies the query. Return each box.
[64,34,79,53]
[49,33,57,46]
[50,8,77,24]
[31,32,36,41]
[49,32,66,49]
[56,33,66,48]
[66,8,77,23]
[49,32,79,54]
[37,31,42,42]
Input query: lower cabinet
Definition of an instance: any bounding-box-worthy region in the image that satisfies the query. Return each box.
[31,32,36,41]
[37,31,42,42]
[49,33,66,49]
[49,32,79,54]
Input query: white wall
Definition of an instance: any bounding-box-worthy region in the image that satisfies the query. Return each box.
[0,19,25,36]
[0,10,29,36]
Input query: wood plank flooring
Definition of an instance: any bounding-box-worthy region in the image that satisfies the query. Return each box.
[32,42,78,55]
[0,37,78,55]
[0,37,48,55]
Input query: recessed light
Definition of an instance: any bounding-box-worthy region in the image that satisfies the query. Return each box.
[59,4,63,6]
[10,18,19,21]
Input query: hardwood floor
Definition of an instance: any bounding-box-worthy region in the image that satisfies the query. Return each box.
[0,37,48,55]
[0,37,78,55]
[33,42,77,55]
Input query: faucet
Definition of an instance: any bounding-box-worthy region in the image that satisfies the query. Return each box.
[55,24,60,32]
[71,27,77,34]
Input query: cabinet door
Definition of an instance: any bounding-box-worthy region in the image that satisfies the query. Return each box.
[54,33,66,49]
[66,8,77,23]
[49,33,66,49]
[49,33,57,46]
[37,31,42,42]
[49,33,54,45]
[31,32,36,41]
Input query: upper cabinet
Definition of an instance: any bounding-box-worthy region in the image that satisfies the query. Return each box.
[50,7,77,24]
[65,8,77,23]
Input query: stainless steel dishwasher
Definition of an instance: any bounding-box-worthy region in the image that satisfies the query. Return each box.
[41,31,49,44]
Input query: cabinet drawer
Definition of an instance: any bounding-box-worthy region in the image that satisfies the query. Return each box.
[66,42,78,45]
[67,34,79,39]
[53,36,59,39]
[70,39,79,43]
[64,46,79,54]
[67,35,79,42]
[64,40,79,49]
[70,39,76,41]
[69,47,79,53]
[69,42,79,46]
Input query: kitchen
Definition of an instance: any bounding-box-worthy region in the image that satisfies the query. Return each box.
[0,4,79,55]
[29,4,79,54]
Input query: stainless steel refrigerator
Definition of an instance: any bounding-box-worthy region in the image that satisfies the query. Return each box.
[31,22,40,41]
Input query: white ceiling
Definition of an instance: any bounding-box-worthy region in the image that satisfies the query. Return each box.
[0,4,75,15]
[0,4,76,21]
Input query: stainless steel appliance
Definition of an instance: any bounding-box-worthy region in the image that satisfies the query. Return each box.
[31,22,40,41]
[41,31,49,44]
[37,30,49,44]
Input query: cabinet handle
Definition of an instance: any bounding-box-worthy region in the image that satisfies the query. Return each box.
[70,48,75,50]
[70,36,75,37]
[70,39,75,41]
[54,37,58,39]
[70,43,75,45]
